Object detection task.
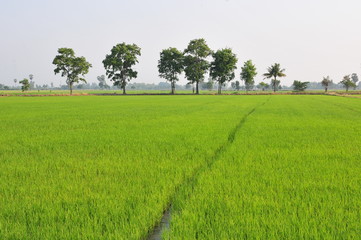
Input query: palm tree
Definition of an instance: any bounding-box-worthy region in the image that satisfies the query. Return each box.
[263,63,286,92]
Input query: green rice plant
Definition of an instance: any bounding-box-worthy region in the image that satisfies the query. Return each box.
[165,95,361,239]
[0,95,266,239]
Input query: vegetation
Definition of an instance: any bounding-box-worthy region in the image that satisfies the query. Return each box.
[231,80,241,91]
[158,48,184,94]
[0,95,360,239]
[321,76,333,92]
[0,95,265,239]
[240,60,257,92]
[19,78,30,92]
[183,38,212,94]
[263,63,286,92]
[165,95,361,239]
[52,48,92,95]
[351,73,359,90]
[97,75,109,89]
[257,81,269,91]
[339,75,356,92]
[293,80,309,91]
[103,43,141,95]
[210,48,238,94]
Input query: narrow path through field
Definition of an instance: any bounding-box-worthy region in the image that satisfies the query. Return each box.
[146,98,270,240]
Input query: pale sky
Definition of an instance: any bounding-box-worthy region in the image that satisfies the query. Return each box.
[1,0,361,87]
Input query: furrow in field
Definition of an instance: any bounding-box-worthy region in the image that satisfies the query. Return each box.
[164,96,361,239]
[146,98,270,240]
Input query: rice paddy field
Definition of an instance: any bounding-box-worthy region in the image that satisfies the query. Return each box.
[0,95,360,239]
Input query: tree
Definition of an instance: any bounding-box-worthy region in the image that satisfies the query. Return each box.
[339,75,356,92]
[240,60,257,92]
[158,47,184,94]
[19,78,30,92]
[293,80,309,91]
[231,80,241,91]
[205,80,214,91]
[351,73,359,90]
[183,38,212,94]
[28,74,34,90]
[257,82,269,91]
[97,75,109,89]
[209,48,237,94]
[103,43,141,94]
[321,76,333,92]
[14,79,17,86]
[52,48,92,95]
[201,80,214,90]
[263,63,286,92]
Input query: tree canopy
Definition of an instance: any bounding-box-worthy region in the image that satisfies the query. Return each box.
[293,80,309,91]
[210,48,238,94]
[351,73,359,90]
[97,75,109,89]
[103,43,141,94]
[340,75,356,92]
[52,48,92,95]
[263,63,286,92]
[158,47,184,94]
[258,82,269,91]
[19,78,30,92]
[321,76,333,92]
[183,38,212,94]
[240,60,257,92]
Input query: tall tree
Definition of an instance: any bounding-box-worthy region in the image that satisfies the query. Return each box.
[321,76,333,92]
[183,38,212,94]
[240,60,257,92]
[103,43,141,95]
[97,75,109,89]
[29,74,34,90]
[351,73,359,90]
[293,80,309,91]
[263,63,286,92]
[158,47,184,94]
[52,48,92,95]
[340,75,356,92]
[210,48,237,94]
[19,78,30,92]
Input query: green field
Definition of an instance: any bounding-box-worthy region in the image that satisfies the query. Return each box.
[2,89,361,96]
[0,95,360,239]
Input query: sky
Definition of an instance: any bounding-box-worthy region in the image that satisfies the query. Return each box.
[1,0,361,87]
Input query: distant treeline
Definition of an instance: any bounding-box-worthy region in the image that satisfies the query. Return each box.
[3,38,360,94]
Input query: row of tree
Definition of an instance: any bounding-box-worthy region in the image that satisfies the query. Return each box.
[289,74,359,92]
[50,38,289,95]
[11,38,360,94]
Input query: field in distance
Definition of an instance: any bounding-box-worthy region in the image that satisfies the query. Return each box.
[2,89,361,96]
[0,95,360,239]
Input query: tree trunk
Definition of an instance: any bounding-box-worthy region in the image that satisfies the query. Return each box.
[325,87,328,93]
[171,81,175,94]
[218,82,222,94]
[273,78,276,93]
[70,82,73,95]
[123,86,126,95]
[196,82,199,94]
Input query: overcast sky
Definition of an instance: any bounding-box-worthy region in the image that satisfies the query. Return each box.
[1,0,361,87]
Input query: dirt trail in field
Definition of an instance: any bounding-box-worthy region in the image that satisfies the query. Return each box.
[326,92,361,98]
[146,98,270,240]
